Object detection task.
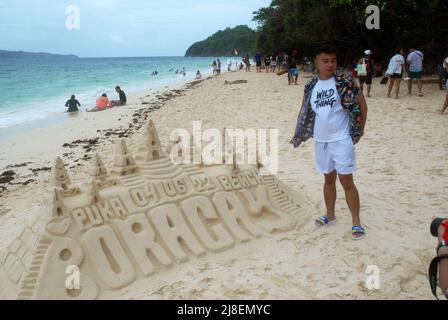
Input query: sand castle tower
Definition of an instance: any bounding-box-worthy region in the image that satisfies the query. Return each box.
[88,154,116,188]
[136,119,165,162]
[89,153,108,179]
[110,139,137,176]
[51,157,71,189]
[51,157,80,195]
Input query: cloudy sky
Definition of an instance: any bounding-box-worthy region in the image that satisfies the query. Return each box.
[0,0,271,57]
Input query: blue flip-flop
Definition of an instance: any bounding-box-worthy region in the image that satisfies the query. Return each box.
[352,226,366,240]
[315,216,337,226]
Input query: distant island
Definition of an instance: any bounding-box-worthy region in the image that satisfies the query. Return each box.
[0,50,79,59]
[185,25,256,57]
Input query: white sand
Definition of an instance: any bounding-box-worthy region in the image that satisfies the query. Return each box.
[0,70,447,299]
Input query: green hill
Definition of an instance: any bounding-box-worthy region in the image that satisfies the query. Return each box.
[185,25,256,57]
[0,50,79,59]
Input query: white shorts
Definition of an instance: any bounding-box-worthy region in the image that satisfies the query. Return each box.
[315,137,356,175]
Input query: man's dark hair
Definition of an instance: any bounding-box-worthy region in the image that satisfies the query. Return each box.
[71,95,75,99]
[102,93,107,97]
[115,86,121,90]
[315,45,338,57]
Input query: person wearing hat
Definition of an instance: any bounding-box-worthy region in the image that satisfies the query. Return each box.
[358,49,374,97]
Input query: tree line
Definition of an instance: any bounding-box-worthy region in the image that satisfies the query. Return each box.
[252,0,448,69]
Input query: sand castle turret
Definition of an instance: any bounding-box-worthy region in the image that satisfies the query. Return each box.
[89,153,108,179]
[90,180,101,204]
[136,119,165,162]
[51,157,80,195]
[51,157,71,189]
[111,139,137,176]
[51,188,69,219]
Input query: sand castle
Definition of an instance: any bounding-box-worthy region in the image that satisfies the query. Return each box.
[0,120,309,299]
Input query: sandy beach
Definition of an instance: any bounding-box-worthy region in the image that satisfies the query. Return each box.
[0,69,447,300]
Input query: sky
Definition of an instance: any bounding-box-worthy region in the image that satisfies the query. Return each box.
[0,0,272,57]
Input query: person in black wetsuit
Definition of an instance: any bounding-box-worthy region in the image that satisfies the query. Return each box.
[111,86,127,107]
[65,95,81,112]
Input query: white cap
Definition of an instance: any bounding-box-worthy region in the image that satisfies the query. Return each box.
[364,49,372,55]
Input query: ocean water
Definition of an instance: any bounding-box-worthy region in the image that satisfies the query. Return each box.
[0,56,239,131]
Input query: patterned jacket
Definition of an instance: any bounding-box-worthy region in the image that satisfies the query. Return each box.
[290,74,363,148]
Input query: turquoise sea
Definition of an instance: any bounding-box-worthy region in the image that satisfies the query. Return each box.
[0,55,237,131]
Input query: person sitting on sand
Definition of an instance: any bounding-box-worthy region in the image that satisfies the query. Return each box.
[86,93,111,112]
[65,95,81,112]
[291,45,368,240]
[110,86,127,107]
[195,70,202,80]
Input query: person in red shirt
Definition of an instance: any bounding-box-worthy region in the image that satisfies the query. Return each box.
[86,93,111,112]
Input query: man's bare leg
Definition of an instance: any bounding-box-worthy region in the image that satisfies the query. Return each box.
[441,93,448,114]
[408,78,413,94]
[417,79,423,95]
[338,173,361,227]
[323,170,337,221]
[387,78,395,97]
[395,79,401,98]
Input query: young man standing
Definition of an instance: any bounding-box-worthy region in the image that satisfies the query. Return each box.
[291,45,368,240]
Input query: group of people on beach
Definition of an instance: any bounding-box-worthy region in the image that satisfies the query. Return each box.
[65,86,127,113]
[351,47,425,99]
[242,51,314,86]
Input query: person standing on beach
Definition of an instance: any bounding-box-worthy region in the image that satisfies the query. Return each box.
[254,51,262,73]
[358,50,374,97]
[441,56,448,114]
[217,59,221,75]
[386,48,405,99]
[406,47,424,96]
[110,86,127,107]
[243,55,251,72]
[287,50,299,85]
[65,95,81,112]
[438,56,448,91]
[86,93,111,112]
[291,45,368,240]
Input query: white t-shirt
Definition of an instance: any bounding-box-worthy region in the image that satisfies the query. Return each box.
[387,54,405,75]
[311,77,350,143]
[407,50,424,72]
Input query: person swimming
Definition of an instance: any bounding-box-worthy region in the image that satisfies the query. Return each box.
[65,95,81,112]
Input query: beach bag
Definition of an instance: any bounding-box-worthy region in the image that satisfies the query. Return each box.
[380,76,389,85]
[357,59,367,76]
